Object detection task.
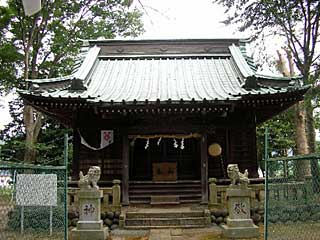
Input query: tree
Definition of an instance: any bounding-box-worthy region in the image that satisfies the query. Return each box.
[214,0,320,155]
[276,49,311,177]
[0,98,73,170]
[0,0,144,163]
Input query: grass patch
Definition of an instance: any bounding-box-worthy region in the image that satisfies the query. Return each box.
[0,188,13,203]
[1,230,64,240]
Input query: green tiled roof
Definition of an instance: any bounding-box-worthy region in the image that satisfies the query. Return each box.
[21,39,305,105]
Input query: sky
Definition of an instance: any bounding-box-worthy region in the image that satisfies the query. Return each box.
[0,0,243,129]
[136,0,242,39]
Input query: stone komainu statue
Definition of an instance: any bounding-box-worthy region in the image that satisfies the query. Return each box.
[227,164,249,187]
[78,166,101,190]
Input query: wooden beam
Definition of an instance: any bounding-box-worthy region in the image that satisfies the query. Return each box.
[201,133,208,204]
[122,133,129,205]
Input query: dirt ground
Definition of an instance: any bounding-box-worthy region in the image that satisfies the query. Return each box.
[0,224,262,240]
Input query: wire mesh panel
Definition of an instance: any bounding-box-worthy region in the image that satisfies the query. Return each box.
[266,155,320,240]
[0,163,67,240]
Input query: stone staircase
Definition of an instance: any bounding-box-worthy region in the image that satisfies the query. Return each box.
[129,180,202,204]
[121,206,211,229]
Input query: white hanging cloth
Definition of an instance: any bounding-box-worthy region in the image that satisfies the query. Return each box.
[22,0,41,16]
[79,130,114,151]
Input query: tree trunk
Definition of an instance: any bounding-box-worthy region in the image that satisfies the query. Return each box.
[305,99,316,153]
[23,105,43,163]
[305,96,320,191]
[22,24,43,164]
[294,101,311,179]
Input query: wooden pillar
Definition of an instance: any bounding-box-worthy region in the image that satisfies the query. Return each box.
[72,129,80,180]
[201,133,208,204]
[122,133,129,205]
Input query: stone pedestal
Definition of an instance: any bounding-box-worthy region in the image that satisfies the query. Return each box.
[71,189,108,240]
[221,187,259,239]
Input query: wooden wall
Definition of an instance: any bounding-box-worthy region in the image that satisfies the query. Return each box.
[228,127,258,178]
[74,129,122,181]
[208,129,228,179]
[72,110,259,181]
[207,126,258,179]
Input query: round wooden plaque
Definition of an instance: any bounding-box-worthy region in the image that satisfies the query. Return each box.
[208,143,222,157]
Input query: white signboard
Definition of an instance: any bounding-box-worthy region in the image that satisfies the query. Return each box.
[16,174,57,206]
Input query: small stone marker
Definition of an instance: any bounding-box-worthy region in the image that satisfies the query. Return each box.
[221,164,259,239]
[71,166,108,240]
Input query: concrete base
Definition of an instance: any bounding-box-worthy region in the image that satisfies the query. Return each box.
[77,220,103,229]
[71,227,109,240]
[221,224,259,239]
[227,218,255,228]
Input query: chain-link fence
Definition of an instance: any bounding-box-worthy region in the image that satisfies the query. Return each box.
[0,161,67,240]
[265,154,320,240]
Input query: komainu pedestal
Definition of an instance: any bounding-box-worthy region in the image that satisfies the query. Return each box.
[221,164,259,239]
[71,166,108,240]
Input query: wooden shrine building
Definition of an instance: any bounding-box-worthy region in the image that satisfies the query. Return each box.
[20,39,308,205]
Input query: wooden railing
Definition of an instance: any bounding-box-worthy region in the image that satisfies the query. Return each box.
[68,179,121,210]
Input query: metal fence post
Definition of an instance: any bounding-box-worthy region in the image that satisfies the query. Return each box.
[64,133,68,240]
[264,127,269,240]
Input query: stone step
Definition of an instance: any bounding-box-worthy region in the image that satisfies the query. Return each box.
[126,211,204,219]
[129,180,201,184]
[129,197,201,204]
[150,195,180,205]
[130,184,201,189]
[129,199,201,204]
[129,188,201,194]
[129,184,201,190]
[129,193,202,199]
[129,181,202,204]
[129,199,149,204]
[150,201,180,205]
[129,182,200,188]
[124,225,207,229]
[125,217,209,227]
[129,195,202,203]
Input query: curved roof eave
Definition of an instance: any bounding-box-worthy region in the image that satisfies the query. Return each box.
[26,45,101,86]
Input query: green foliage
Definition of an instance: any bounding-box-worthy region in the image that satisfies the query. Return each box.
[0,187,13,203]
[0,98,72,166]
[257,108,295,162]
[0,0,144,84]
[214,0,320,80]
[0,0,144,163]
[0,121,72,167]
[7,206,65,231]
[0,41,22,94]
